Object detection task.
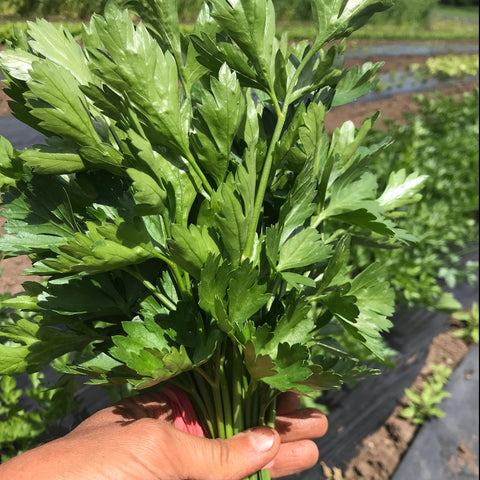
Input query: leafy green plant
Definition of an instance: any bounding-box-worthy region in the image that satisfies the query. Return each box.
[0,0,434,476]
[0,370,78,461]
[355,89,479,310]
[369,0,438,27]
[409,53,479,79]
[452,302,479,344]
[0,21,84,44]
[0,0,107,19]
[0,303,80,461]
[400,364,452,424]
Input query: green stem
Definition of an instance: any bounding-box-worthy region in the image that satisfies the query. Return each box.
[151,250,190,298]
[243,109,286,260]
[212,345,226,438]
[311,210,327,229]
[220,353,234,438]
[192,372,217,438]
[243,42,325,260]
[185,150,213,198]
[123,267,176,311]
[232,345,245,434]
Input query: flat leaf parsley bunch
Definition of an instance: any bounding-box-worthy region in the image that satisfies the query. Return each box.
[0,1,426,478]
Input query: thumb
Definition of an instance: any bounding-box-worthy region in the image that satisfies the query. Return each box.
[171,426,281,480]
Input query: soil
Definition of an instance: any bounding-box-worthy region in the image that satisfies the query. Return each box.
[343,332,471,480]
[0,40,478,479]
[447,442,480,477]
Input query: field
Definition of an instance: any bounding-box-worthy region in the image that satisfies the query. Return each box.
[0,3,479,479]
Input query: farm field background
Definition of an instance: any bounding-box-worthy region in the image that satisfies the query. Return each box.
[0,1,479,479]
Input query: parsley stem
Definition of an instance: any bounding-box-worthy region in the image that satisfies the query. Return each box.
[122,267,176,311]
[152,250,190,298]
[174,373,216,438]
[185,150,213,198]
[213,346,226,438]
[243,42,324,261]
[232,344,245,433]
[220,358,234,438]
[243,108,285,260]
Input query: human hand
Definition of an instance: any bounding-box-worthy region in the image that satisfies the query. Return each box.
[0,389,327,480]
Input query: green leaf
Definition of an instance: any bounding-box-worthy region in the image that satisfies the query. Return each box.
[298,102,329,177]
[278,163,317,243]
[277,227,332,272]
[79,143,124,173]
[0,344,32,376]
[0,177,77,254]
[26,60,100,146]
[127,168,167,215]
[317,235,351,292]
[310,0,344,43]
[311,0,393,44]
[332,62,383,107]
[26,19,93,85]
[192,64,246,185]
[37,273,140,320]
[261,343,314,392]
[37,218,159,275]
[342,263,394,357]
[0,48,38,82]
[0,137,23,190]
[190,31,262,90]
[280,272,316,289]
[127,130,198,225]
[400,405,416,419]
[245,341,276,381]
[120,0,183,70]
[212,158,256,265]
[319,285,360,325]
[378,169,428,211]
[84,3,189,156]
[209,0,277,90]
[319,160,412,240]
[0,319,93,375]
[198,256,232,318]
[20,138,86,174]
[404,387,421,403]
[429,407,446,418]
[168,224,221,279]
[227,262,271,334]
[266,297,314,352]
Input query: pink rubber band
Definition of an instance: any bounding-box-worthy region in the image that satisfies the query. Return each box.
[160,385,205,437]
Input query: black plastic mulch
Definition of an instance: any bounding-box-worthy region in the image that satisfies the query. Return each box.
[392,343,479,480]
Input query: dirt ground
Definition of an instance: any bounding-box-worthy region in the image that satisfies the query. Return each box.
[344,331,471,480]
[0,40,478,479]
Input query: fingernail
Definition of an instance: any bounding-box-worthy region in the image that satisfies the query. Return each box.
[250,428,275,452]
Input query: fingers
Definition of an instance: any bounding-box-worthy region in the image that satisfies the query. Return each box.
[275,407,328,443]
[276,391,301,415]
[269,439,320,478]
[170,426,281,480]
[271,401,328,478]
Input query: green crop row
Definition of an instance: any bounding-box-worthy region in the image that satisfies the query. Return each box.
[355,89,479,310]
[2,0,477,27]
